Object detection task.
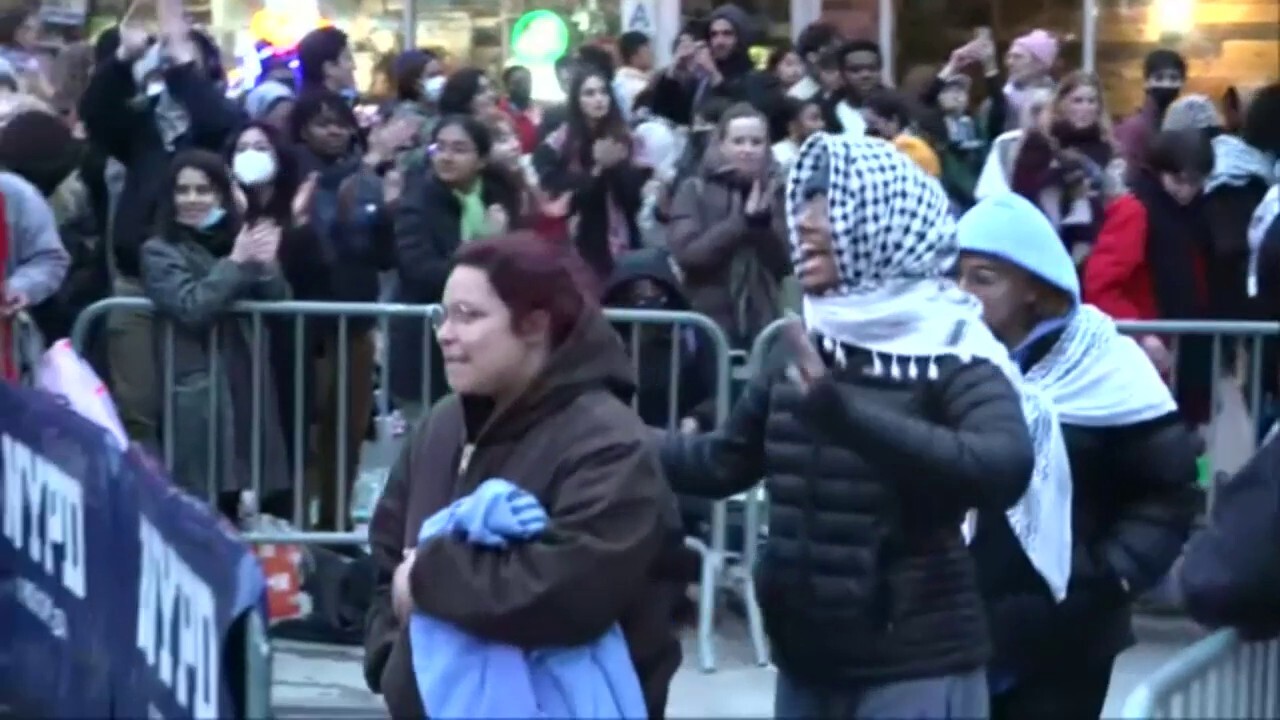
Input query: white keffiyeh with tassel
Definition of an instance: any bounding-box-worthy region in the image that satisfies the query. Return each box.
[786,133,1075,600]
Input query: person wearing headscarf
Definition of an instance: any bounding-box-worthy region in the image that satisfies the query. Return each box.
[956,192,1199,719]
[659,133,1040,716]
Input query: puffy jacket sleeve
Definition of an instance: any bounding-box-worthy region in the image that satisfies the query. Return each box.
[1084,195,1148,319]
[804,357,1033,511]
[79,57,138,162]
[668,176,749,270]
[1096,414,1199,596]
[740,181,792,279]
[393,172,454,304]
[409,415,668,649]
[660,360,772,499]
[1180,431,1280,636]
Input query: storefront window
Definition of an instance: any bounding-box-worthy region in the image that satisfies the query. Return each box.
[893,0,1083,95]
[1092,0,1280,118]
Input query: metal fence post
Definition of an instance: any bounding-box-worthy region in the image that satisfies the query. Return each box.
[244,611,273,719]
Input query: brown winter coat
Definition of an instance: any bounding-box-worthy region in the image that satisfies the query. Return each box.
[668,150,792,348]
[362,305,683,718]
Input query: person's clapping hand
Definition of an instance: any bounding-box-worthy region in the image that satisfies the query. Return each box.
[382,169,405,207]
[744,178,777,219]
[291,172,318,226]
[1140,335,1173,374]
[944,44,977,76]
[115,22,151,63]
[592,138,628,170]
[231,221,281,264]
[485,204,509,234]
[368,116,424,166]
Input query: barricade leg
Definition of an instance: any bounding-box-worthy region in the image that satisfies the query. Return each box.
[738,488,769,665]
[308,329,376,530]
[244,612,273,718]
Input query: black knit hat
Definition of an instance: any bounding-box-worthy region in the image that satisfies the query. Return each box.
[0,110,82,197]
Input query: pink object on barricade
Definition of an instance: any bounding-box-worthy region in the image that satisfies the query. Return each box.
[33,337,128,448]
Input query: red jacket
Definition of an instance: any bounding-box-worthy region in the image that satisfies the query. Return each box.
[1084,193,1207,321]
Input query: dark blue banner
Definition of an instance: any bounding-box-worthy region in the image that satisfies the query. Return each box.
[0,383,116,718]
[0,382,268,719]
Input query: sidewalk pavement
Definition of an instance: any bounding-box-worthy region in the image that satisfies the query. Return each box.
[273,614,1201,718]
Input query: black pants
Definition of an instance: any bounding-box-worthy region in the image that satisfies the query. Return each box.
[991,657,1115,720]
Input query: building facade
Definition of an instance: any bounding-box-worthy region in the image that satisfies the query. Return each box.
[79,0,1278,108]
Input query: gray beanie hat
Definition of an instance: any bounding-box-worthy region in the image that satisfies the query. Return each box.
[1162,94,1225,132]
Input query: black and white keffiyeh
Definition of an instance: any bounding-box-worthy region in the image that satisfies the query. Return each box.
[786,132,1074,600]
[786,132,956,292]
[1027,305,1178,426]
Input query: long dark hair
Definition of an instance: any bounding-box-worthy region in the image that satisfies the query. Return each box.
[154,149,240,242]
[563,67,629,169]
[224,121,300,224]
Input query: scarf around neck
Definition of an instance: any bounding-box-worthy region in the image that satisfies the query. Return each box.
[1207,134,1278,194]
[1248,185,1280,297]
[786,133,1074,599]
[1026,305,1178,426]
[453,178,486,242]
[996,305,1176,599]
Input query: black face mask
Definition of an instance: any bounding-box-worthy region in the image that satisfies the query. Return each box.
[1147,86,1180,111]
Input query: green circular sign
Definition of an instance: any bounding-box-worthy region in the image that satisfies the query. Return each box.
[510,9,570,64]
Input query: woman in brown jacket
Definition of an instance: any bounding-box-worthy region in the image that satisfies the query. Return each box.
[362,232,683,718]
[668,102,792,348]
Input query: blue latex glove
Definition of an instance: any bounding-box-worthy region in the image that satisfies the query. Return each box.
[447,478,549,548]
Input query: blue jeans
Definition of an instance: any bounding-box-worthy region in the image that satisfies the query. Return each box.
[774,667,990,719]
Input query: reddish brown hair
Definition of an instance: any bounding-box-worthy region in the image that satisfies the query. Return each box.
[452,232,598,347]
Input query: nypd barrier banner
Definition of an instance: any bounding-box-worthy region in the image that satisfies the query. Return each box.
[0,382,268,719]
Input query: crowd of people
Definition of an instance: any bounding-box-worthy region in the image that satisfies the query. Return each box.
[3,0,1280,717]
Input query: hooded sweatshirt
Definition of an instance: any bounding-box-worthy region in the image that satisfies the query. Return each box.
[1,170,70,307]
[363,304,684,719]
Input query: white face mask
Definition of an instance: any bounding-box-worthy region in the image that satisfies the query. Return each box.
[423,75,446,103]
[233,148,277,186]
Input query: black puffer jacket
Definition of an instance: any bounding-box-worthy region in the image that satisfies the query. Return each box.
[660,338,1034,684]
[972,328,1199,675]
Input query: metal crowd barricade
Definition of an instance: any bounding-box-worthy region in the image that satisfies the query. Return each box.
[1121,630,1280,718]
[1115,320,1280,513]
[69,298,762,674]
[71,297,446,533]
